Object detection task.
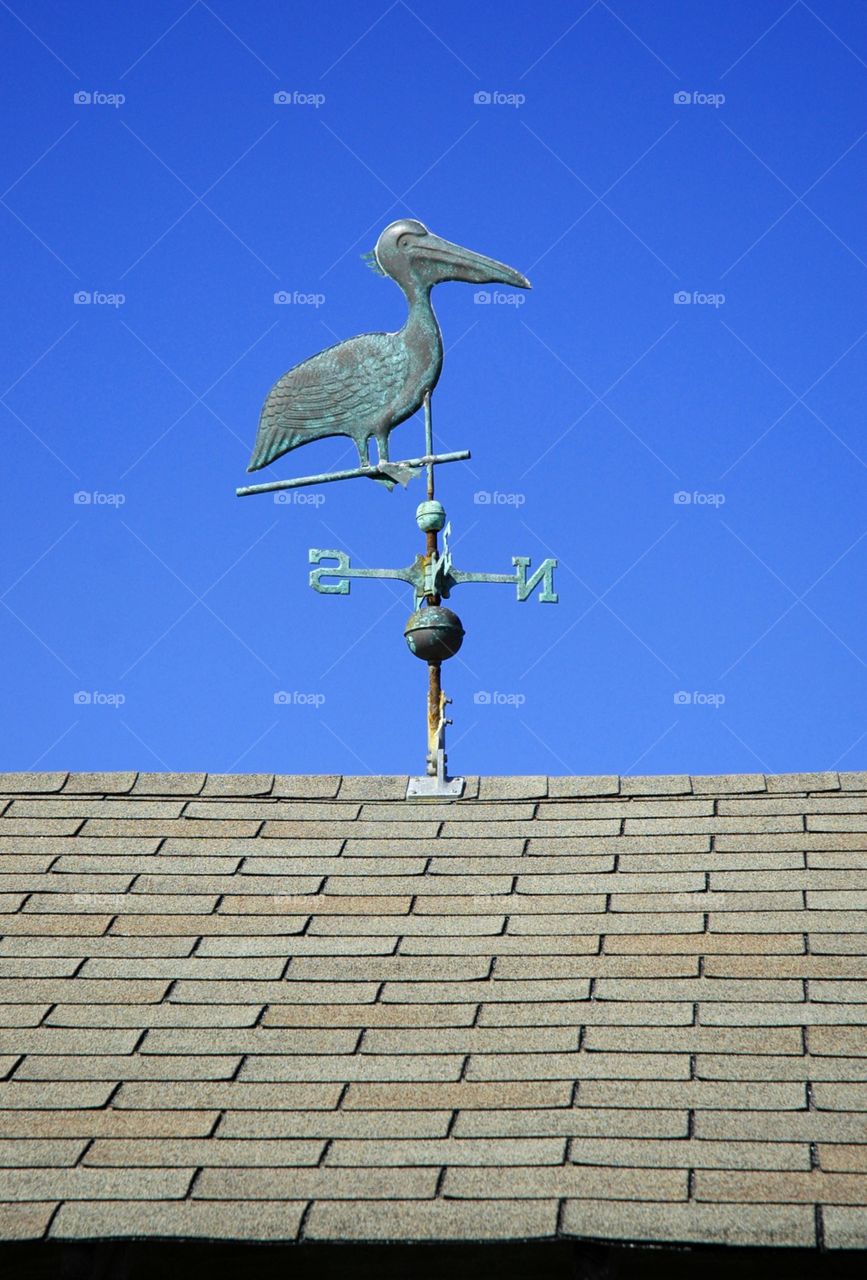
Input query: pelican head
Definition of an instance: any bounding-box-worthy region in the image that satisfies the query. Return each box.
[372,219,531,293]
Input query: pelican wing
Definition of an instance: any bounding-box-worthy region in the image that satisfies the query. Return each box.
[247,332,408,472]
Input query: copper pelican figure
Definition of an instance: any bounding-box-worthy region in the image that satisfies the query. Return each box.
[247,219,530,474]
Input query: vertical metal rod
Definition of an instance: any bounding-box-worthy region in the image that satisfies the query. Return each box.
[423,393,441,776]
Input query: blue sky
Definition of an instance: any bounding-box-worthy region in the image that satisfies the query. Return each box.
[2,0,865,778]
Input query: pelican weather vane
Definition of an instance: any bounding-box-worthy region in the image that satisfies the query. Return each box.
[237,219,559,797]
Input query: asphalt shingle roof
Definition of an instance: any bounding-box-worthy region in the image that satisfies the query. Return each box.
[0,769,865,1251]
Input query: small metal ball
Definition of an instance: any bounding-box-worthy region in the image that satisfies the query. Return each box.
[415,500,446,533]
[404,606,464,662]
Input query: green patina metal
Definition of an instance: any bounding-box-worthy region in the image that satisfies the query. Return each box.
[234,218,559,794]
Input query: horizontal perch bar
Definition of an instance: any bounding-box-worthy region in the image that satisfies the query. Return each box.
[236,451,471,497]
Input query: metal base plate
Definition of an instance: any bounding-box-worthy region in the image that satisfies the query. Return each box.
[406,774,465,799]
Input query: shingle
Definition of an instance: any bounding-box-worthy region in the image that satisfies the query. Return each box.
[219,1110,452,1140]
[9,799,186,819]
[0,1138,88,1166]
[561,1200,813,1247]
[304,1197,558,1241]
[568,1137,809,1170]
[695,1111,867,1142]
[273,775,341,798]
[412,895,606,917]
[824,1206,867,1249]
[325,1137,565,1166]
[464,1051,690,1081]
[130,773,206,795]
[195,1166,438,1199]
[343,1081,572,1109]
[453,1108,689,1139]
[0,1028,140,1055]
[443,1164,688,1200]
[139,1027,359,1055]
[695,1168,867,1204]
[0,773,68,793]
[479,1001,694,1027]
[0,1203,58,1239]
[380,979,592,1004]
[699,1002,867,1026]
[582,1025,802,1054]
[114,1082,343,1110]
[605,932,805,954]
[546,776,620,797]
[169,980,378,1005]
[397,934,601,956]
[238,1053,463,1083]
[111,913,308,936]
[283,956,491,982]
[695,1054,867,1082]
[0,1166,192,1200]
[61,773,138,794]
[766,772,840,792]
[813,1084,867,1110]
[50,1198,306,1241]
[690,774,766,793]
[593,977,804,1002]
[358,802,535,823]
[0,1110,219,1138]
[336,777,408,800]
[839,772,867,790]
[0,978,169,1003]
[576,1081,804,1109]
[817,1145,867,1172]
[262,1004,476,1029]
[0,1006,50,1027]
[809,1027,867,1056]
[46,1004,263,1029]
[220,895,412,916]
[478,776,548,799]
[15,1054,242,1081]
[200,774,274,797]
[361,1027,579,1055]
[84,1138,325,1167]
[25,892,221,916]
[182,802,359,822]
[620,775,692,795]
[0,936,197,957]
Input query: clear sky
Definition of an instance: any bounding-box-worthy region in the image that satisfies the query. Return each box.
[2,0,865,779]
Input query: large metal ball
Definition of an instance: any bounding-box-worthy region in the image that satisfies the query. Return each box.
[415,500,446,532]
[404,606,464,662]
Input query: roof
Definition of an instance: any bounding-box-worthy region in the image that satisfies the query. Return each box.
[0,768,865,1252]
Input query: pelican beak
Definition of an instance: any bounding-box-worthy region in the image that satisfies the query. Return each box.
[415,231,531,289]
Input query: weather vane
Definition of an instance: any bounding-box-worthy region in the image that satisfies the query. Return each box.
[237,219,558,797]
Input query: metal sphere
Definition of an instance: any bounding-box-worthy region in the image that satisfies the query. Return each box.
[404,605,464,662]
[415,500,446,532]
